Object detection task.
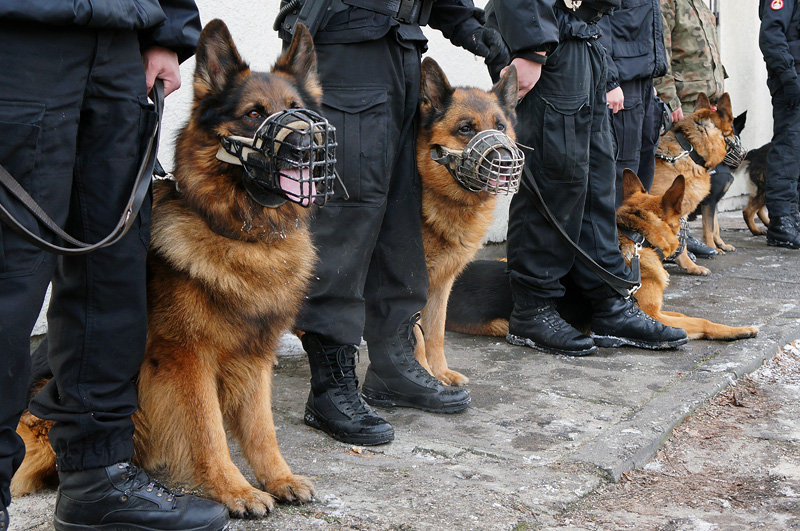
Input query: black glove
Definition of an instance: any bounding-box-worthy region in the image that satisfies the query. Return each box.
[783,77,800,108]
[456,26,510,66]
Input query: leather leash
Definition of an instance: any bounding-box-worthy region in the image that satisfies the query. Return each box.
[0,80,164,255]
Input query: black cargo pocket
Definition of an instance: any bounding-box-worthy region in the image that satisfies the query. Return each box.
[539,93,591,183]
[616,99,644,161]
[321,87,389,206]
[136,97,158,249]
[0,100,45,277]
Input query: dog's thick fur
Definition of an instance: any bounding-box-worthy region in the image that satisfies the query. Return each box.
[446,170,759,341]
[12,20,320,517]
[651,93,736,276]
[413,58,517,386]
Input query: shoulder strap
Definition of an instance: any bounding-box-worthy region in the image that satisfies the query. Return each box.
[0,80,164,255]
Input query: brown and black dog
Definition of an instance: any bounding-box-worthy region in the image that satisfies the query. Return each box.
[445,170,758,342]
[650,93,737,275]
[741,142,772,236]
[12,20,320,517]
[414,57,518,386]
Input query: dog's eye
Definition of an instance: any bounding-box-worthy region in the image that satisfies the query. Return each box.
[496,123,506,132]
[458,124,473,135]
[246,110,263,120]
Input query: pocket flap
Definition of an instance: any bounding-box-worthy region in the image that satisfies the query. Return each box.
[539,93,589,115]
[323,87,388,114]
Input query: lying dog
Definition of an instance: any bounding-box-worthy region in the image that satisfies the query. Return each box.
[12,20,326,517]
[446,170,759,342]
[651,93,739,275]
[414,57,519,386]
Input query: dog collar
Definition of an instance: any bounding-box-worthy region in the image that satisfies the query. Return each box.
[655,129,708,168]
[618,218,687,262]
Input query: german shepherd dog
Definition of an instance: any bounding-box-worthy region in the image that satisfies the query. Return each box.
[413,57,518,386]
[650,93,737,276]
[742,142,772,236]
[445,170,759,341]
[12,20,319,517]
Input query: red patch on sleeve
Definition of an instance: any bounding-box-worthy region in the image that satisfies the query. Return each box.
[772,0,784,10]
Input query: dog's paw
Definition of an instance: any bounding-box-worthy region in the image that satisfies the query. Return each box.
[681,264,710,276]
[718,243,736,252]
[218,486,275,518]
[736,326,759,339]
[437,368,469,387]
[263,474,315,503]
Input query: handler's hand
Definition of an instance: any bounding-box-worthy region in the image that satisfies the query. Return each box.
[502,56,543,100]
[606,86,624,114]
[143,46,181,97]
[671,107,684,123]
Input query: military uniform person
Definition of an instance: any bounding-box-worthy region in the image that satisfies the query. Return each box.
[279,0,508,445]
[759,0,800,248]
[655,0,730,259]
[487,0,687,356]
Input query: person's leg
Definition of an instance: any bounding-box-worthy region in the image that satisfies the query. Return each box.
[612,78,646,208]
[0,21,88,513]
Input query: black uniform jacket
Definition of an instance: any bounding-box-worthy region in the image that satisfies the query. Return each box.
[487,0,620,64]
[0,0,201,62]
[317,0,485,46]
[597,0,667,90]
[760,0,800,85]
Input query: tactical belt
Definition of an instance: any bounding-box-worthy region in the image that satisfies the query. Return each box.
[520,166,641,298]
[343,0,431,24]
[0,80,164,255]
[555,1,605,24]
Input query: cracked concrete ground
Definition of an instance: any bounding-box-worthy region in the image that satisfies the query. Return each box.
[8,213,800,530]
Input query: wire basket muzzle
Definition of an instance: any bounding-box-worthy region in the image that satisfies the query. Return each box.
[722,134,747,169]
[455,130,524,194]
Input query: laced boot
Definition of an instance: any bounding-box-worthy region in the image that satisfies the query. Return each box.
[303,334,394,445]
[54,462,228,531]
[506,299,596,356]
[686,231,717,258]
[591,296,688,349]
[767,215,800,249]
[362,314,470,413]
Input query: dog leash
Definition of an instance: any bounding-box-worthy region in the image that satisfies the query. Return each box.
[519,165,641,298]
[0,80,165,255]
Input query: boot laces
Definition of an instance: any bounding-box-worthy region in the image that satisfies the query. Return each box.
[401,314,441,387]
[119,463,181,503]
[330,347,372,417]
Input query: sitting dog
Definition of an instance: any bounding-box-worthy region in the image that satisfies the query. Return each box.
[414,57,520,386]
[650,93,739,275]
[445,169,759,342]
[12,20,327,517]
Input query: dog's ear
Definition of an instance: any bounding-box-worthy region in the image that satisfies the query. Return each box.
[622,169,646,201]
[662,175,686,216]
[420,57,453,116]
[716,92,733,118]
[695,93,712,111]
[273,24,322,105]
[733,111,747,136]
[194,19,250,98]
[492,64,518,112]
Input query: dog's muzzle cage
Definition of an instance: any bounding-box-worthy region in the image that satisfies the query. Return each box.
[722,134,747,169]
[431,129,524,195]
[217,108,337,207]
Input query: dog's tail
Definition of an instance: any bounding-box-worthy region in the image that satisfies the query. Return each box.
[446,259,512,337]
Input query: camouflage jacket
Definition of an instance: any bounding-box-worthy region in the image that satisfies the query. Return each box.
[654,0,726,113]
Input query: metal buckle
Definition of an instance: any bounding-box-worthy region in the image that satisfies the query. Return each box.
[563,0,582,10]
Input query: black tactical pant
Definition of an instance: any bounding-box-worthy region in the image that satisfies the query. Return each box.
[295,32,428,347]
[765,75,800,218]
[0,23,151,506]
[507,37,629,304]
[611,77,661,207]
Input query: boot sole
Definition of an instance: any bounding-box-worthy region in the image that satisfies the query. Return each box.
[361,391,471,414]
[591,334,689,350]
[53,512,229,531]
[505,333,597,357]
[304,408,394,446]
[767,237,800,249]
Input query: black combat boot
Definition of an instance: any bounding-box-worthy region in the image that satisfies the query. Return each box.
[793,211,800,231]
[362,315,471,413]
[54,462,228,531]
[591,296,688,349]
[686,231,718,258]
[303,334,394,445]
[767,215,800,249]
[506,299,596,356]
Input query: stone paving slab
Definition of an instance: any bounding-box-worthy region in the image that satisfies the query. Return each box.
[9,214,800,530]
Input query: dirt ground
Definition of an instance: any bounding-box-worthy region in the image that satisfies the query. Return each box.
[556,341,800,530]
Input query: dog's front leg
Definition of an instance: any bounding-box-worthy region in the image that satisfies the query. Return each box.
[675,247,710,276]
[421,278,469,386]
[228,360,314,505]
[710,210,735,251]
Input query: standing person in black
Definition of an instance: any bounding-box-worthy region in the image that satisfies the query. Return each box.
[279,1,509,445]
[597,0,668,207]
[0,2,228,529]
[759,0,800,249]
[487,0,688,356]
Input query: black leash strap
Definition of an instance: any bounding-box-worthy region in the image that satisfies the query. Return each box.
[520,166,641,298]
[0,80,164,255]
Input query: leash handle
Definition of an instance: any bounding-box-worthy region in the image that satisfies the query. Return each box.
[519,166,641,298]
[0,80,165,255]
